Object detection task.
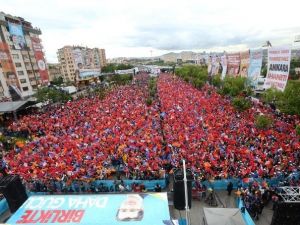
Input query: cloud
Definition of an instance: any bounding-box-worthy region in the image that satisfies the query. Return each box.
[1,0,299,62]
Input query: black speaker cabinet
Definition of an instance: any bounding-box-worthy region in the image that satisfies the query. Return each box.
[173,169,193,210]
[0,175,28,213]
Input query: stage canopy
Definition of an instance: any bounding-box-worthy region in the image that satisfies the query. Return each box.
[203,207,246,225]
[7,193,170,225]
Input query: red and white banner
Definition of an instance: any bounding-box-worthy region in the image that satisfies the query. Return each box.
[264,46,291,91]
[31,37,49,84]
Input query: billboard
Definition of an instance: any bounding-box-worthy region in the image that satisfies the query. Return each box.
[79,68,101,78]
[7,193,170,225]
[207,56,212,76]
[31,37,49,84]
[0,42,22,98]
[226,53,240,76]
[248,49,263,87]
[220,55,227,80]
[8,22,26,50]
[73,48,84,70]
[264,46,291,91]
[239,50,250,77]
[211,56,220,76]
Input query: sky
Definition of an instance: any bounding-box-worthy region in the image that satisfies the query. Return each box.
[1,0,300,62]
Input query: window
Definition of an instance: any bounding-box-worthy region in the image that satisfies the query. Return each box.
[18,71,24,76]
[15,63,22,67]
[20,79,27,84]
[22,86,29,91]
[12,54,19,59]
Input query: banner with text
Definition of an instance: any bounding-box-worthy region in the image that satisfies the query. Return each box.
[221,55,227,80]
[31,37,49,84]
[8,22,26,50]
[0,42,21,90]
[264,46,291,91]
[211,56,220,76]
[7,193,170,225]
[248,49,263,87]
[227,53,240,76]
[239,50,250,77]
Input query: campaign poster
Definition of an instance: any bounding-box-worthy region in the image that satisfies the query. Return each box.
[31,37,49,84]
[73,48,84,70]
[248,49,263,87]
[211,56,220,76]
[226,53,240,76]
[7,193,170,225]
[264,46,291,91]
[8,22,26,50]
[0,42,21,89]
[239,50,250,77]
[207,56,212,76]
[220,55,227,80]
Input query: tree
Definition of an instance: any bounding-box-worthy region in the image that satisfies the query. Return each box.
[296,125,300,136]
[50,76,64,86]
[232,97,251,112]
[35,87,72,104]
[255,115,273,129]
[220,76,247,97]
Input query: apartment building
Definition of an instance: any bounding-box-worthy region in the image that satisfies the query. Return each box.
[57,46,106,82]
[0,12,49,101]
[48,63,62,82]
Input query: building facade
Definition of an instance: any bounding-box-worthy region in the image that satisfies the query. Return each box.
[48,63,62,82]
[57,46,106,82]
[0,12,49,101]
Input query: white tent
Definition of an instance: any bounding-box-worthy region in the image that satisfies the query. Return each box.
[203,208,246,225]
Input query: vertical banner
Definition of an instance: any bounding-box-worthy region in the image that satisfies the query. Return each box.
[248,49,263,87]
[226,53,240,76]
[264,46,291,91]
[221,55,227,80]
[73,48,84,69]
[207,56,212,76]
[211,56,220,76]
[8,22,26,50]
[0,42,22,98]
[239,50,250,77]
[31,37,49,84]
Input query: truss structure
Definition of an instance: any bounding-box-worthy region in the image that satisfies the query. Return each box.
[277,187,300,203]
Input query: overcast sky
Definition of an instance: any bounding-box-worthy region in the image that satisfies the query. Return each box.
[1,0,299,62]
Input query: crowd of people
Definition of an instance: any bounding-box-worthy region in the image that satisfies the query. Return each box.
[1,73,299,192]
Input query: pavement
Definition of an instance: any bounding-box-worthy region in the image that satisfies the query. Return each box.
[168,190,274,225]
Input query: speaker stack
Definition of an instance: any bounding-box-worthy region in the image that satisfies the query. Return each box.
[173,168,193,210]
[0,175,28,213]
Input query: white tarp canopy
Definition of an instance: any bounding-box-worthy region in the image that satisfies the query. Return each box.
[0,100,29,113]
[203,208,246,225]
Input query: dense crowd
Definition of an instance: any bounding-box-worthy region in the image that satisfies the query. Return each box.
[1,73,300,191]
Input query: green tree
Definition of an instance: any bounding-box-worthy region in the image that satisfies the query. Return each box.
[232,97,251,112]
[255,115,273,129]
[296,125,300,136]
[35,87,72,103]
[220,76,247,97]
[50,76,64,86]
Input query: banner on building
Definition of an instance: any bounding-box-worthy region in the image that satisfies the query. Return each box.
[239,50,250,77]
[226,53,240,76]
[211,56,220,76]
[207,56,212,76]
[79,69,101,78]
[220,55,227,80]
[248,49,263,87]
[73,48,84,70]
[8,22,26,50]
[31,37,49,84]
[264,46,291,91]
[7,193,170,225]
[0,42,21,90]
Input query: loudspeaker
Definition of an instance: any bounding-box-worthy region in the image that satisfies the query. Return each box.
[271,202,300,225]
[173,169,193,210]
[0,175,28,213]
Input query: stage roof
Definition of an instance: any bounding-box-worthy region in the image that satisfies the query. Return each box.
[0,100,30,113]
[203,207,246,225]
[7,193,170,225]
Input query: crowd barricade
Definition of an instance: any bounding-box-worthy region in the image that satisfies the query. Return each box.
[237,198,256,225]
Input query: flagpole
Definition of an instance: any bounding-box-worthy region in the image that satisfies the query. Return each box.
[182,159,190,225]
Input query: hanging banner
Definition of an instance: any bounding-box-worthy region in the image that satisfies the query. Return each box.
[221,55,227,80]
[226,53,240,76]
[248,49,263,87]
[73,48,84,70]
[7,193,170,225]
[0,42,21,93]
[239,50,250,77]
[264,46,291,91]
[211,56,220,76]
[8,22,26,50]
[31,37,49,84]
[207,56,212,76]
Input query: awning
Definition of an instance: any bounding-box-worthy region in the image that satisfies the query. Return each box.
[0,98,35,113]
[203,207,246,225]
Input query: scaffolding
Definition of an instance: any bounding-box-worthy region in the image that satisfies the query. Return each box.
[277,187,300,203]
